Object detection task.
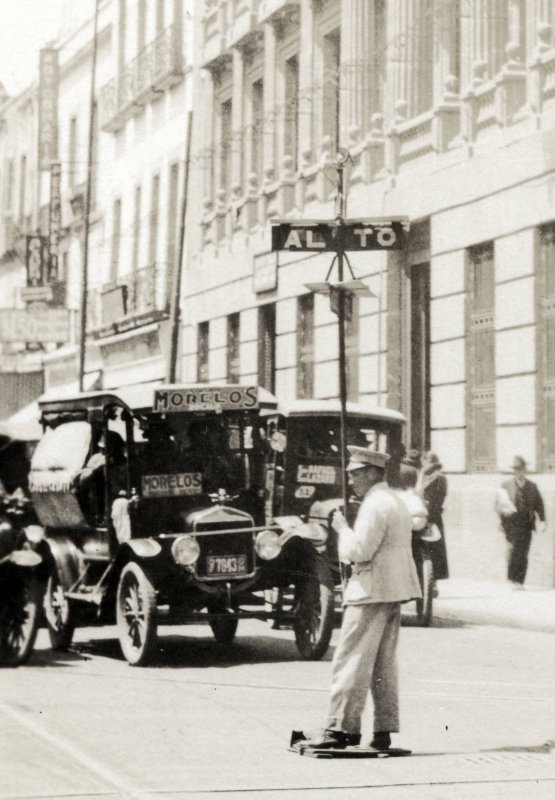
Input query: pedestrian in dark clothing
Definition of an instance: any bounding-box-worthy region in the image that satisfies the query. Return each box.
[496,456,545,588]
[420,451,449,582]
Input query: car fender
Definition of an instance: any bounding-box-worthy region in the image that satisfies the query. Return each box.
[125,538,162,559]
[44,533,81,588]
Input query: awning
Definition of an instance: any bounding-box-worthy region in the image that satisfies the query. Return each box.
[0,371,101,442]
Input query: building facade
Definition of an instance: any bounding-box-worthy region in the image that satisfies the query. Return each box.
[186,0,555,586]
[0,0,193,401]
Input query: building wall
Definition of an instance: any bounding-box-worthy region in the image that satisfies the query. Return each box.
[187,0,555,586]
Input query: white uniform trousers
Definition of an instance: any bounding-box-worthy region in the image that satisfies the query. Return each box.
[326,602,401,735]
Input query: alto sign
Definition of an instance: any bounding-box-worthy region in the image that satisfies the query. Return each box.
[271,218,409,252]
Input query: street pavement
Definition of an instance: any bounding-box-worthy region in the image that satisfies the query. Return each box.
[432,578,555,633]
[1,588,555,800]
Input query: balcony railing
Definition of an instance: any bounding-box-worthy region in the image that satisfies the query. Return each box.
[98,24,183,132]
[97,263,169,333]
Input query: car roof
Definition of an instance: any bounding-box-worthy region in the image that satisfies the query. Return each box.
[37,383,279,415]
[277,399,406,424]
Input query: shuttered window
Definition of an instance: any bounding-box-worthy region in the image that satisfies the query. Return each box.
[227,313,240,384]
[466,243,496,471]
[345,294,359,401]
[258,303,276,393]
[197,321,209,383]
[296,294,314,398]
[538,223,555,470]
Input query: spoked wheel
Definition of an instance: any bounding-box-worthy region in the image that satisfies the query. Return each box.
[415,553,434,627]
[294,553,335,661]
[116,562,157,666]
[209,614,239,644]
[0,572,42,667]
[44,570,75,650]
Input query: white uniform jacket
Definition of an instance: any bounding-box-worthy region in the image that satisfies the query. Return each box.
[339,482,422,605]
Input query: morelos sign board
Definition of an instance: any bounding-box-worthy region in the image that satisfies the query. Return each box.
[271,218,409,252]
[154,386,259,413]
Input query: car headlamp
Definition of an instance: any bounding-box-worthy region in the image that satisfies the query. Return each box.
[255,530,282,561]
[172,534,200,566]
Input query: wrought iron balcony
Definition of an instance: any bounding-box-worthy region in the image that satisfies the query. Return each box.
[98,23,184,133]
[98,262,169,334]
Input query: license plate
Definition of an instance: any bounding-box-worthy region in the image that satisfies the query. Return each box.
[206,555,248,576]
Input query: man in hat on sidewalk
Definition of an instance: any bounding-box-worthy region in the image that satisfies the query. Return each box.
[302,445,421,752]
[497,456,545,588]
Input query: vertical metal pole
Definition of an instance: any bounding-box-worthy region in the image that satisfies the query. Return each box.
[336,161,349,517]
[78,0,100,392]
[167,109,193,383]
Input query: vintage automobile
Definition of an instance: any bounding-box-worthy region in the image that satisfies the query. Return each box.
[0,490,47,666]
[32,384,335,665]
[261,400,436,626]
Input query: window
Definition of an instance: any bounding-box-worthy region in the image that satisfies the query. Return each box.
[132,185,142,270]
[156,0,164,35]
[148,174,160,265]
[110,199,122,281]
[466,243,496,471]
[166,162,179,299]
[4,158,14,213]
[227,313,240,384]
[322,29,340,156]
[296,294,314,398]
[251,79,264,179]
[18,155,27,224]
[197,321,209,383]
[118,0,127,90]
[538,223,555,471]
[220,98,232,195]
[69,116,78,192]
[408,263,431,450]
[345,294,359,402]
[284,55,299,170]
[258,303,276,393]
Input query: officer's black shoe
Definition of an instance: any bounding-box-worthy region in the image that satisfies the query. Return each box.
[370,732,391,751]
[294,728,361,749]
[315,729,361,748]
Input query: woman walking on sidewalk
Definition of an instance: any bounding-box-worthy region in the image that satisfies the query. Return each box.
[420,452,449,587]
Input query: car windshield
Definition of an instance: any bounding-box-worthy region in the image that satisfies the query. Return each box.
[135,412,265,497]
[290,416,387,460]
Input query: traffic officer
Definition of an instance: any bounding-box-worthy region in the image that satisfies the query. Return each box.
[305,446,421,751]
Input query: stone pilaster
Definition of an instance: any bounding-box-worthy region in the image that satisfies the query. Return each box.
[231,47,244,193]
[298,0,315,164]
[339,0,371,145]
[263,21,277,177]
[385,0,417,122]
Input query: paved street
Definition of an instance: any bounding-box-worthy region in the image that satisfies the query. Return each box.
[1,609,554,800]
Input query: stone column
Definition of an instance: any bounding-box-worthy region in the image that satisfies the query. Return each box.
[433,0,459,104]
[298,0,315,164]
[385,0,417,122]
[263,21,277,180]
[201,69,215,204]
[231,47,244,193]
[340,0,372,145]
[527,1,553,58]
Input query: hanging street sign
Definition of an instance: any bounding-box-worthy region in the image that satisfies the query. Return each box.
[271,218,409,253]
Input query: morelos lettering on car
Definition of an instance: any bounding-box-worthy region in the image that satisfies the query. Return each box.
[153,386,259,412]
[142,473,202,497]
[296,465,337,485]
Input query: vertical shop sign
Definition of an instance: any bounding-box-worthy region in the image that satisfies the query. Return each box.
[26,234,47,286]
[38,47,59,171]
[48,162,62,282]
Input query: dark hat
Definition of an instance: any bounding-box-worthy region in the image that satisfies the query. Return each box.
[346,446,390,472]
[512,455,527,470]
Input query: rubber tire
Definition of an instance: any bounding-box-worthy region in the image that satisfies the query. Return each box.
[415,554,434,627]
[44,571,75,650]
[0,573,42,667]
[294,553,335,661]
[116,562,158,666]
[210,616,239,644]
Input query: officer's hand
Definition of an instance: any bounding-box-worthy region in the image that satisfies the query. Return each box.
[330,509,349,534]
[537,520,547,534]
